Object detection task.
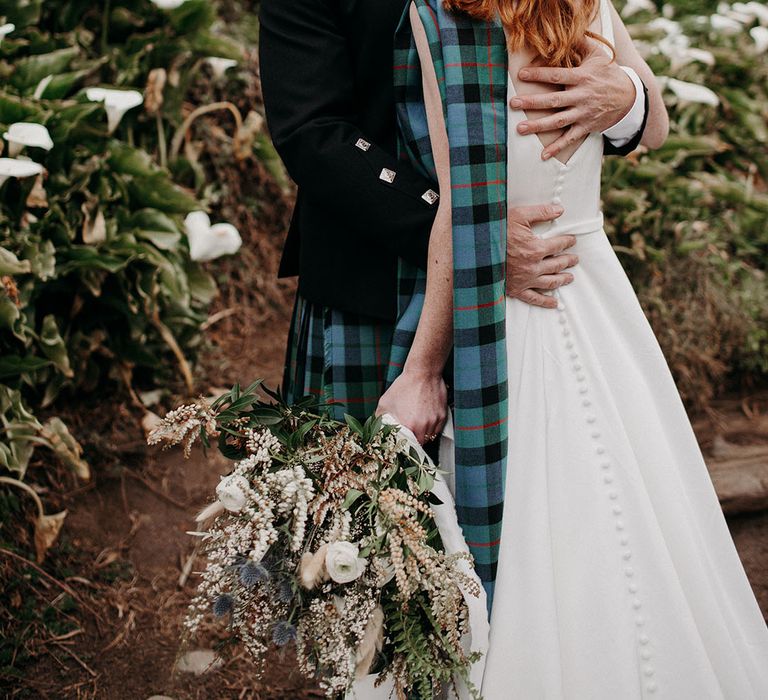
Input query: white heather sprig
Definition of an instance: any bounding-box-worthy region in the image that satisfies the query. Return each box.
[147,400,219,457]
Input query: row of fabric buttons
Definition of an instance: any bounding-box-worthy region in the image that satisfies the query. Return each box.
[554,282,657,696]
[354,137,438,205]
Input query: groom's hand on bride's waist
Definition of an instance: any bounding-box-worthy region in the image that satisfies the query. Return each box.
[507,204,578,310]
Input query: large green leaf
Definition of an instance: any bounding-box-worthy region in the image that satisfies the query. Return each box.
[39,314,73,378]
[11,47,79,91]
[128,209,182,250]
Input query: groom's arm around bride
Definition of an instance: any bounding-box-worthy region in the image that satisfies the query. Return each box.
[258,0,649,427]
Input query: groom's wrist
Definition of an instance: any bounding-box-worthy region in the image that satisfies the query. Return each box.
[602,66,646,146]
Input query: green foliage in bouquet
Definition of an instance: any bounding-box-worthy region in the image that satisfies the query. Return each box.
[0,0,245,479]
[611,1,768,407]
[148,382,483,700]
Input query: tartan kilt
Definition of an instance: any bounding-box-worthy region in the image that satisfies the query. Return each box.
[282,292,395,422]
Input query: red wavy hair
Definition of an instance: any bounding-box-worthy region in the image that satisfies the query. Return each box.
[443,0,615,67]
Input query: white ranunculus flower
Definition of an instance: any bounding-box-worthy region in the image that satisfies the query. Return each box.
[85,88,144,133]
[206,57,238,79]
[184,211,242,262]
[0,158,44,187]
[658,77,720,107]
[325,541,367,584]
[751,26,768,53]
[3,122,54,157]
[150,0,188,8]
[215,474,250,512]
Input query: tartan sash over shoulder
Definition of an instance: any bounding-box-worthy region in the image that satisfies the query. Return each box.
[391,0,509,609]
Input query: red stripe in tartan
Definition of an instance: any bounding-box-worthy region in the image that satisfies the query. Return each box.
[465,539,502,547]
[455,292,504,311]
[455,416,508,431]
[445,62,505,68]
[451,179,505,189]
[426,2,440,33]
[393,64,416,70]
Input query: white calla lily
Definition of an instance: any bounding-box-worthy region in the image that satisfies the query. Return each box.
[85,88,144,133]
[750,25,768,53]
[622,0,655,18]
[647,17,683,36]
[184,211,242,262]
[3,123,54,157]
[743,1,768,25]
[206,57,238,79]
[659,77,720,107]
[150,0,188,8]
[710,13,743,33]
[0,23,14,44]
[0,158,44,187]
[658,34,715,70]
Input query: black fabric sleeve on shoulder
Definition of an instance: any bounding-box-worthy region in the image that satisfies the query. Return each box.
[258,0,437,270]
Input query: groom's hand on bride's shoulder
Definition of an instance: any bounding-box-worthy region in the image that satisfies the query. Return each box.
[511,39,637,160]
[507,204,578,310]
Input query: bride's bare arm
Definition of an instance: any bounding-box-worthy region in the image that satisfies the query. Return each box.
[607,0,669,148]
[374,2,453,443]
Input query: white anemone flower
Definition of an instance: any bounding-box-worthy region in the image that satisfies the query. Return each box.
[622,0,655,18]
[3,123,54,157]
[710,13,744,33]
[184,211,242,262]
[0,158,44,187]
[206,57,238,79]
[150,0,188,8]
[751,26,768,53]
[659,77,720,107]
[0,23,14,44]
[85,88,143,133]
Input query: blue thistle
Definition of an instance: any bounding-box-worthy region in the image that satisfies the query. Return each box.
[272,621,297,647]
[213,593,234,617]
[275,578,294,603]
[239,560,269,587]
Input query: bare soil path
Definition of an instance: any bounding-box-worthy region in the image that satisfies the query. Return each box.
[6,311,768,700]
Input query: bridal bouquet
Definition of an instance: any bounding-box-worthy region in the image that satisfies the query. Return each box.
[147,382,482,699]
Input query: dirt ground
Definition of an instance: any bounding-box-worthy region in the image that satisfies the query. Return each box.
[4,302,768,699]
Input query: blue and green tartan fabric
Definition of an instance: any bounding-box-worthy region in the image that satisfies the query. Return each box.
[391,0,509,609]
[282,293,394,422]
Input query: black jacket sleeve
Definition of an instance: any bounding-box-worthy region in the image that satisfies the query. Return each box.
[602,79,650,157]
[258,0,438,271]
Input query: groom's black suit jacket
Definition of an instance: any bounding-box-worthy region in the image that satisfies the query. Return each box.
[259,0,648,322]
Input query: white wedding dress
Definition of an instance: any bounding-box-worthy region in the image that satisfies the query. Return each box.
[350,0,768,698]
[478,0,768,697]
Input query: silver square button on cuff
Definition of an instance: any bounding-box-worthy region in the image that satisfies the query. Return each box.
[379,168,396,183]
[422,189,439,205]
